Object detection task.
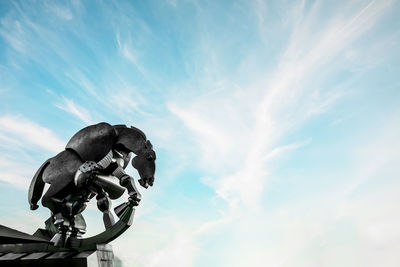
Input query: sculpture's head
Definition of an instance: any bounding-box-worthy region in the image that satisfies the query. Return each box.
[132,140,156,188]
[114,125,156,189]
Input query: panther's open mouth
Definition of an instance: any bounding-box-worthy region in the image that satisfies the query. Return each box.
[138,177,153,188]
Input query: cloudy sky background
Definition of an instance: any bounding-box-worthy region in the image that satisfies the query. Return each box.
[1,0,400,266]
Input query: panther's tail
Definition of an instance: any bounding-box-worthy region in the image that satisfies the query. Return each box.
[28,159,51,210]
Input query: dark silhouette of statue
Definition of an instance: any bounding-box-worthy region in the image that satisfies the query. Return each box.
[27,122,156,247]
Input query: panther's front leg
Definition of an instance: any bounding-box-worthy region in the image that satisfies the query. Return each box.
[113,166,142,206]
[74,161,117,230]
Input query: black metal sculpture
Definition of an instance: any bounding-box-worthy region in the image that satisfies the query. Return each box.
[27,122,156,248]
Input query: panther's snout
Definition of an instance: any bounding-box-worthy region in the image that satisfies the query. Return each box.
[138,177,153,189]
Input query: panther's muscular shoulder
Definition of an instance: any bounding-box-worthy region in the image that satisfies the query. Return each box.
[66,122,118,162]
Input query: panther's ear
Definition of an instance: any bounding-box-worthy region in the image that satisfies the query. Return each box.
[146,140,153,150]
[115,127,147,154]
[130,126,146,140]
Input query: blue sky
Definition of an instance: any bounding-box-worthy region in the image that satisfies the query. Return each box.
[1,0,400,266]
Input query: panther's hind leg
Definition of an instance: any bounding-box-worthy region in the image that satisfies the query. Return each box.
[42,184,75,247]
[50,212,70,247]
[70,213,87,237]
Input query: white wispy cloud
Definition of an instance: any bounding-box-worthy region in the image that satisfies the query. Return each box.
[0,115,64,153]
[171,0,394,211]
[115,30,160,90]
[187,117,400,266]
[0,116,64,189]
[0,16,27,54]
[0,156,33,189]
[162,1,398,266]
[111,216,198,267]
[64,69,149,123]
[55,96,95,125]
[45,2,74,21]
[168,104,232,156]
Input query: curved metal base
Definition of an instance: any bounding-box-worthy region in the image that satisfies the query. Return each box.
[6,203,136,253]
[68,204,135,251]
